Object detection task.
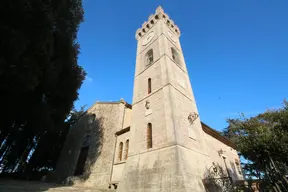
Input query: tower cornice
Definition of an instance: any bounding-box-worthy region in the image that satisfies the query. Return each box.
[135,6,181,40]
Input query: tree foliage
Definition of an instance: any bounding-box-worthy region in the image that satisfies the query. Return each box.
[0,0,85,178]
[26,106,86,175]
[223,100,288,190]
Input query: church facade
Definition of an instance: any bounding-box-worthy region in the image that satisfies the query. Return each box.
[53,6,244,192]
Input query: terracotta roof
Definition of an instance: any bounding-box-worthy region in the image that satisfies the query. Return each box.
[201,122,236,149]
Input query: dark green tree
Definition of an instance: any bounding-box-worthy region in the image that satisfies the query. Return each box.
[223,100,288,190]
[0,0,85,178]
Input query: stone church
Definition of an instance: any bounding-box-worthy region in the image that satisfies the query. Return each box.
[53,6,244,192]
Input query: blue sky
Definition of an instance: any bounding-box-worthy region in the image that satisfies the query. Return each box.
[75,0,288,131]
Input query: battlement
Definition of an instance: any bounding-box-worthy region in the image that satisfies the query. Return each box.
[135,6,181,40]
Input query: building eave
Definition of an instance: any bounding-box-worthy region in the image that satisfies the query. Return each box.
[201,122,236,149]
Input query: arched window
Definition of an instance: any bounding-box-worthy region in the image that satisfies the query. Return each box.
[171,47,180,64]
[147,123,152,149]
[145,49,154,66]
[125,139,129,160]
[118,142,123,161]
[148,78,152,94]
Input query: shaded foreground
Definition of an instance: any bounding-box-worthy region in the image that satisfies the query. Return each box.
[0,179,115,192]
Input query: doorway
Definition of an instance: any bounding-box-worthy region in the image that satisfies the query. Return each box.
[74,146,89,176]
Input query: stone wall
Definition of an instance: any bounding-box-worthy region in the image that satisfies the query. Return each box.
[204,130,244,182]
[52,101,130,189]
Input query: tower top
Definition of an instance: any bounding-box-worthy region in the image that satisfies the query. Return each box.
[135,6,181,40]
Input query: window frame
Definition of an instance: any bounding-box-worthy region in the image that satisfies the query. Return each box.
[148,78,152,94]
[118,142,123,161]
[124,139,129,160]
[147,123,153,149]
[171,47,180,64]
[145,49,154,66]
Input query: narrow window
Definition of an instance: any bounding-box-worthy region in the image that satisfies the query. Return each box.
[125,139,129,160]
[145,49,153,66]
[74,147,89,176]
[148,78,152,94]
[235,160,242,175]
[147,123,152,149]
[118,142,123,161]
[171,47,180,64]
[230,161,236,173]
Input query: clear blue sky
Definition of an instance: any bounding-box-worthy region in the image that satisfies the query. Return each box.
[75,0,288,131]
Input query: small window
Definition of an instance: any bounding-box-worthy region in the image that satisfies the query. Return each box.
[235,160,242,175]
[230,161,236,172]
[125,140,129,160]
[88,114,96,125]
[147,123,152,149]
[145,49,153,66]
[171,47,180,64]
[118,142,123,161]
[148,78,152,94]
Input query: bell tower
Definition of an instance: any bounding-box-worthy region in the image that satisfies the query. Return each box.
[118,6,208,191]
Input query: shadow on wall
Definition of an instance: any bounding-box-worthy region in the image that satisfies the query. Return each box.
[50,113,105,186]
[75,114,104,182]
[0,114,105,191]
[67,113,104,185]
[202,162,232,192]
[202,162,248,192]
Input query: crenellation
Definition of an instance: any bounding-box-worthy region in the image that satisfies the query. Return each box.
[155,6,164,14]
[154,14,159,20]
[175,26,180,35]
[142,21,148,29]
[135,28,142,40]
[146,23,150,29]
[135,6,181,40]
[162,13,168,19]
[168,19,175,27]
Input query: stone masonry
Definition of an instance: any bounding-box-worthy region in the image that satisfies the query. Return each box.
[52,6,244,192]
